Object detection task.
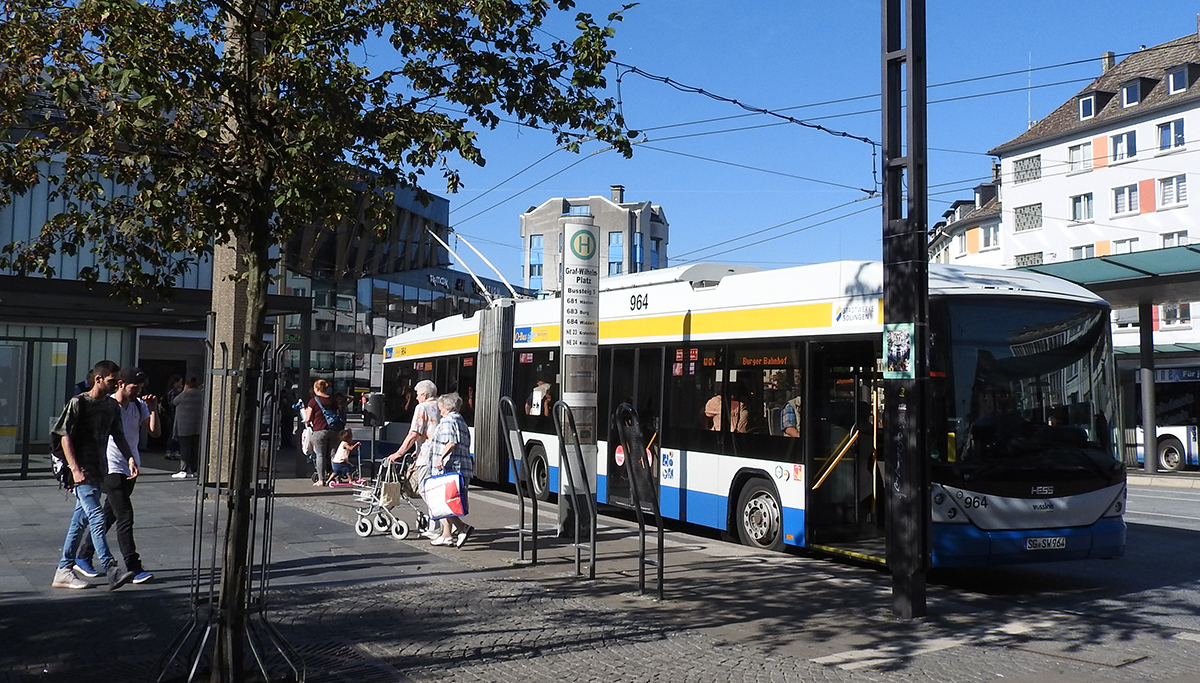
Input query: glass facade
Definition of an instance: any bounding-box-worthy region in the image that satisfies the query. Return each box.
[280,267,525,413]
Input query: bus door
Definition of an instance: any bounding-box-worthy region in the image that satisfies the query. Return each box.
[606,347,664,508]
[807,340,883,554]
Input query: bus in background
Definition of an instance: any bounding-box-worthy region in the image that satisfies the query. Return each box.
[382,261,1126,567]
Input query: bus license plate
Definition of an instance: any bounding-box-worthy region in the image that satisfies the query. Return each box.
[1025,536,1066,551]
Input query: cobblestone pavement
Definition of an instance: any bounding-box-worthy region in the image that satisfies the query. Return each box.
[3,463,1200,683]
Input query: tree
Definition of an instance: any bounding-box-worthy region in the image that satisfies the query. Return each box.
[1,1,632,680]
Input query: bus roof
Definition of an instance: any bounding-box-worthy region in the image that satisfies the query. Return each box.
[384,261,1106,352]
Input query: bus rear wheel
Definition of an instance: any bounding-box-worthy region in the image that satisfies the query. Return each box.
[1159,436,1187,472]
[736,478,784,551]
[524,444,551,502]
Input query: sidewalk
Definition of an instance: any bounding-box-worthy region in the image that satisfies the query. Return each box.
[3,456,1200,683]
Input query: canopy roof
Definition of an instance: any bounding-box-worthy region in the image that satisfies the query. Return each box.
[1016,245,1200,309]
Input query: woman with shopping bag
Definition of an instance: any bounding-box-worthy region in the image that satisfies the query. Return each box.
[424,392,474,548]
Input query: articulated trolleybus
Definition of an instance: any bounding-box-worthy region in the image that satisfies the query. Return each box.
[382,261,1126,567]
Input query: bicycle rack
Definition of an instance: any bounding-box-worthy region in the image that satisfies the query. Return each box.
[613,403,664,600]
[551,400,598,579]
[499,396,538,565]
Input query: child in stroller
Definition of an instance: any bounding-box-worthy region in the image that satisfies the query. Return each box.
[326,429,360,486]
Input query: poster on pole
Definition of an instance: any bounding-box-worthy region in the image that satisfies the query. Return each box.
[883,323,915,380]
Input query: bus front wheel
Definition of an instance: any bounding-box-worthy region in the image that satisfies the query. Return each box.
[736,478,784,551]
[1159,436,1187,472]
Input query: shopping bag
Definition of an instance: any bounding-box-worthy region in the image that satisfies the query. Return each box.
[379,481,402,508]
[422,472,468,520]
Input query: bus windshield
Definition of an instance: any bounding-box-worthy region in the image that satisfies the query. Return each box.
[931,298,1123,492]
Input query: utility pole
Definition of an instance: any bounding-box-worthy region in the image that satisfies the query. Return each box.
[881,0,930,619]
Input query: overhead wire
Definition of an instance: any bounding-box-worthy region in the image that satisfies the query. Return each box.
[453,39,1198,264]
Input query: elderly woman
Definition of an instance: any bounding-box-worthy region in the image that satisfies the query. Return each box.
[428,392,474,547]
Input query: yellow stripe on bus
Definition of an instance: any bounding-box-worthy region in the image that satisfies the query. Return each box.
[601,302,833,341]
[384,333,478,359]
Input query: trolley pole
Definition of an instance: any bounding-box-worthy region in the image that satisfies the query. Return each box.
[558,215,599,536]
[881,0,930,619]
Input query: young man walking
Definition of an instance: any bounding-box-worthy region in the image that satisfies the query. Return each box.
[51,360,138,590]
[74,366,160,584]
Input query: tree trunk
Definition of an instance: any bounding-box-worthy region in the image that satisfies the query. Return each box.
[212,232,272,683]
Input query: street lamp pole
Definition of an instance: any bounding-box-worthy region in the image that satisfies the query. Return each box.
[882,0,930,619]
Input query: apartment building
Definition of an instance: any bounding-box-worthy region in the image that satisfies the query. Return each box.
[520,185,669,294]
[988,29,1199,338]
[933,22,1200,429]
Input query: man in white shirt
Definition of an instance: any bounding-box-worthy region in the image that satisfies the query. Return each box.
[75,366,159,584]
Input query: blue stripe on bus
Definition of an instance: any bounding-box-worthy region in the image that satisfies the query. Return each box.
[932,518,1126,567]
[596,473,607,503]
[783,508,804,547]
[664,487,726,529]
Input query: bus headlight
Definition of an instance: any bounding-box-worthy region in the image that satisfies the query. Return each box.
[930,485,966,523]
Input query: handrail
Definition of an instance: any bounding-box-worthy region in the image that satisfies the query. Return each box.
[551,400,598,579]
[812,427,859,491]
[498,396,538,564]
[612,403,663,600]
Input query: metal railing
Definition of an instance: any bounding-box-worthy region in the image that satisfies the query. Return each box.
[552,400,597,578]
[499,395,538,564]
[612,403,663,599]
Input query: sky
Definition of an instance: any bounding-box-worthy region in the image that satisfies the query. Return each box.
[413,1,1196,286]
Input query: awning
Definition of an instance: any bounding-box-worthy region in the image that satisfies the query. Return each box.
[1017,245,1200,308]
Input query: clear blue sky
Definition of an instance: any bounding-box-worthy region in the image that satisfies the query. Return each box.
[424,1,1195,285]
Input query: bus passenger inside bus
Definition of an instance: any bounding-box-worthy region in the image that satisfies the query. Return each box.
[704,383,750,432]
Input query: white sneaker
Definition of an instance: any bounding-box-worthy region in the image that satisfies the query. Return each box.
[420,529,440,539]
[172,471,188,479]
[52,567,91,589]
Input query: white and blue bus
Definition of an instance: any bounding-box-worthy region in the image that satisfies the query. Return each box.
[381,261,1126,567]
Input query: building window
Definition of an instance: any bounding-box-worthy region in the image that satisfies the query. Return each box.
[1111,131,1137,161]
[1113,184,1139,214]
[1070,193,1094,221]
[631,232,645,273]
[1113,237,1139,254]
[1013,155,1041,184]
[529,234,544,290]
[1158,119,1185,151]
[1168,67,1188,95]
[981,224,999,250]
[608,231,624,276]
[1013,252,1043,267]
[1070,245,1095,260]
[954,232,966,256]
[651,237,663,270]
[1162,231,1188,248]
[566,204,590,216]
[1163,303,1191,326]
[1078,95,1095,120]
[1161,175,1187,207]
[1068,142,1093,172]
[1121,81,1140,107]
[1013,203,1042,232]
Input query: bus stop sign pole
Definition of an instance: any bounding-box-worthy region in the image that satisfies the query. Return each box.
[882,0,930,619]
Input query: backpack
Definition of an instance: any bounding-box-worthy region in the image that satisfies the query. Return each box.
[319,398,344,431]
[50,436,74,490]
[49,394,85,490]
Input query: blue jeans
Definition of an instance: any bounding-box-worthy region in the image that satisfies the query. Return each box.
[58,482,116,571]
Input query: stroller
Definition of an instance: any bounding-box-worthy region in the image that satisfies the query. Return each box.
[353,449,430,540]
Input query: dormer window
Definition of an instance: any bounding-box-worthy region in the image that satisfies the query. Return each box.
[1168,67,1189,94]
[1121,81,1140,107]
[1078,94,1095,120]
